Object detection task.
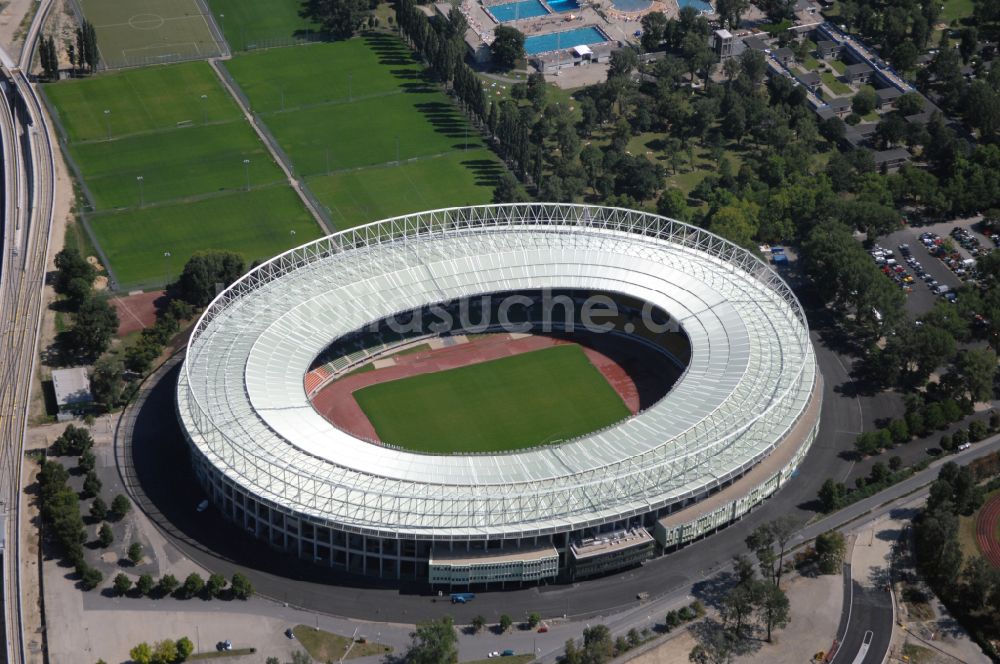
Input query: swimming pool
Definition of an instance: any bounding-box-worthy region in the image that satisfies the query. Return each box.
[547,0,581,12]
[524,26,608,55]
[610,0,651,11]
[488,0,549,22]
[678,0,713,12]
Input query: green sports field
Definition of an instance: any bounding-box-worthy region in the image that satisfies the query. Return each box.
[207,0,321,51]
[87,186,318,288]
[44,60,319,289]
[308,149,503,228]
[68,122,285,209]
[223,35,504,227]
[44,62,241,141]
[80,0,224,69]
[353,345,630,453]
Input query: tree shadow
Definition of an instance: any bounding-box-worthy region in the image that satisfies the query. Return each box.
[413,101,469,139]
[460,158,504,187]
[690,570,737,611]
[364,34,421,68]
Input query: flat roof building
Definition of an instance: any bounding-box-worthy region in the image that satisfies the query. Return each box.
[51,367,92,415]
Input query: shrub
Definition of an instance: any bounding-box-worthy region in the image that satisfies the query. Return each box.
[157,574,179,596]
[127,541,143,564]
[97,522,113,548]
[953,428,969,447]
[230,572,253,600]
[889,456,903,471]
[968,420,987,442]
[89,496,107,521]
[80,564,103,591]
[940,434,954,451]
[110,494,131,520]
[81,471,102,499]
[113,573,132,596]
[136,573,155,596]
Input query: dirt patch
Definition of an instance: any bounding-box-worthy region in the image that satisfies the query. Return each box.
[111,290,164,337]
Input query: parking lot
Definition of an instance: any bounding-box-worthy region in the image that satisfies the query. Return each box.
[877,217,993,317]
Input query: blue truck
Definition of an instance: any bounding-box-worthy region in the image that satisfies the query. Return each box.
[450,592,476,604]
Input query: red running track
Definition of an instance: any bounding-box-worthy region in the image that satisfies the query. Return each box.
[975,492,1000,569]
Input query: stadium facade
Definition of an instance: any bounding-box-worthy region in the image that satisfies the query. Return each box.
[176,204,821,588]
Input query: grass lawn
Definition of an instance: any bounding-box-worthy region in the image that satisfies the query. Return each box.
[308,149,501,228]
[69,122,285,209]
[940,0,974,24]
[354,345,630,453]
[803,55,820,71]
[463,656,535,664]
[224,38,424,113]
[828,59,847,75]
[207,0,319,50]
[821,71,853,95]
[88,186,319,289]
[44,62,240,142]
[291,625,391,661]
[190,648,256,660]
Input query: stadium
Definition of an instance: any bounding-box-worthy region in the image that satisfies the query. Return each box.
[176,203,821,588]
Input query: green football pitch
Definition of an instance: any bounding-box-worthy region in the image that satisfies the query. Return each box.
[353,345,630,453]
[44,60,318,290]
[223,35,504,227]
[87,186,318,289]
[207,0,320,51]
[79,0,225,69]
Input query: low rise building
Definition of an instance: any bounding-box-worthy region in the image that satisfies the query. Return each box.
[842,62,874,84]
[876,86,903,109]
[569,528,655,580]
[874,147,911,170]
[51,367,92,418]
[714,28,734,60]
[429,545,559,587]
[816,39,840,59]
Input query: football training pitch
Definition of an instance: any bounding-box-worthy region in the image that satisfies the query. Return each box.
[44,61,319,289]
[207,0,320,51]
[224,36,504,227]
[79,0,225,69]
[353,345,630,453]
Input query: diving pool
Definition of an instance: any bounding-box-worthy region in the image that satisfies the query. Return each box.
[524,26,608,54]
[678,0,713,12]
[547,0,581,12]
[488,0,549,22]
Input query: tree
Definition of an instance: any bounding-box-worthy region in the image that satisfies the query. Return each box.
[471,615,486,633]
[818,478,846,512]
[128,541,144,565]
[716,0,750,29]
[80,564,102,590]
[498,614,512,633]
[756,582,790,642]
[182,572,205,599]
[608,48,638,80]
[640,12,668,51]
[40,35,59,80]
[753,0,795,22]
[206,572,227,597]
[78,449,96,474]
[953,348,997,403]
[889,455,902,471]
[528,612,541,628]
[113,572,132,596]
[69,295,119,359]
[90,354,125,409]
[492,26,525,71]
[178,250,246,307]
[176,637,194,661]
[852,86,878,117]
[98,522,113,548]
[493,172,528,203]
[895,93,925,117]
[300,0,372,39]
[110,494,131,520]
[51,423,94,456]
[136,573,155,596]
[53,247,96,304]
[581,624,614,663]
[815,530,846,574]
[403,617,458,664]
[130,643,153,664]
[230,572,253,599]
[689,625,738,664]
[89,496,107,522]
[82,471,102,499]
[151,639,178,664]
[157,574,179,596]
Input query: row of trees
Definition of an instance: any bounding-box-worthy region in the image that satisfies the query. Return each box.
[915,461,1000,658]
[111,570,252,600]
[127,636,194,664]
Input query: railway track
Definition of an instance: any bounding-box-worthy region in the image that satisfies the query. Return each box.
[0,1,58,662]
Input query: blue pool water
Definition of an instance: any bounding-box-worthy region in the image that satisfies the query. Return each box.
[677,0,713,12]
[610,0,651,10]
[489,0,549,22]
[524,26,608,54]
[547,0,581,12]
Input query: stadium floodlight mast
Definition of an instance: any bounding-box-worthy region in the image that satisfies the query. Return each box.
[103,109,111,140]
[163,251,171,285]
[243,159,251,191]
[136,175,144,208]
[200,94,208,125]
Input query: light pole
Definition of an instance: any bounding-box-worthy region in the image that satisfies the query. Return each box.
[163,251,171,286]
[395,135,400,165]
[200,94,208,125]
[103,109,111,140]
[136,175,144,208]
[219,13,225,37]
[243,158,251,191]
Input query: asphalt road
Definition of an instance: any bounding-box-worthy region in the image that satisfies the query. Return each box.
[830,572,894,664]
